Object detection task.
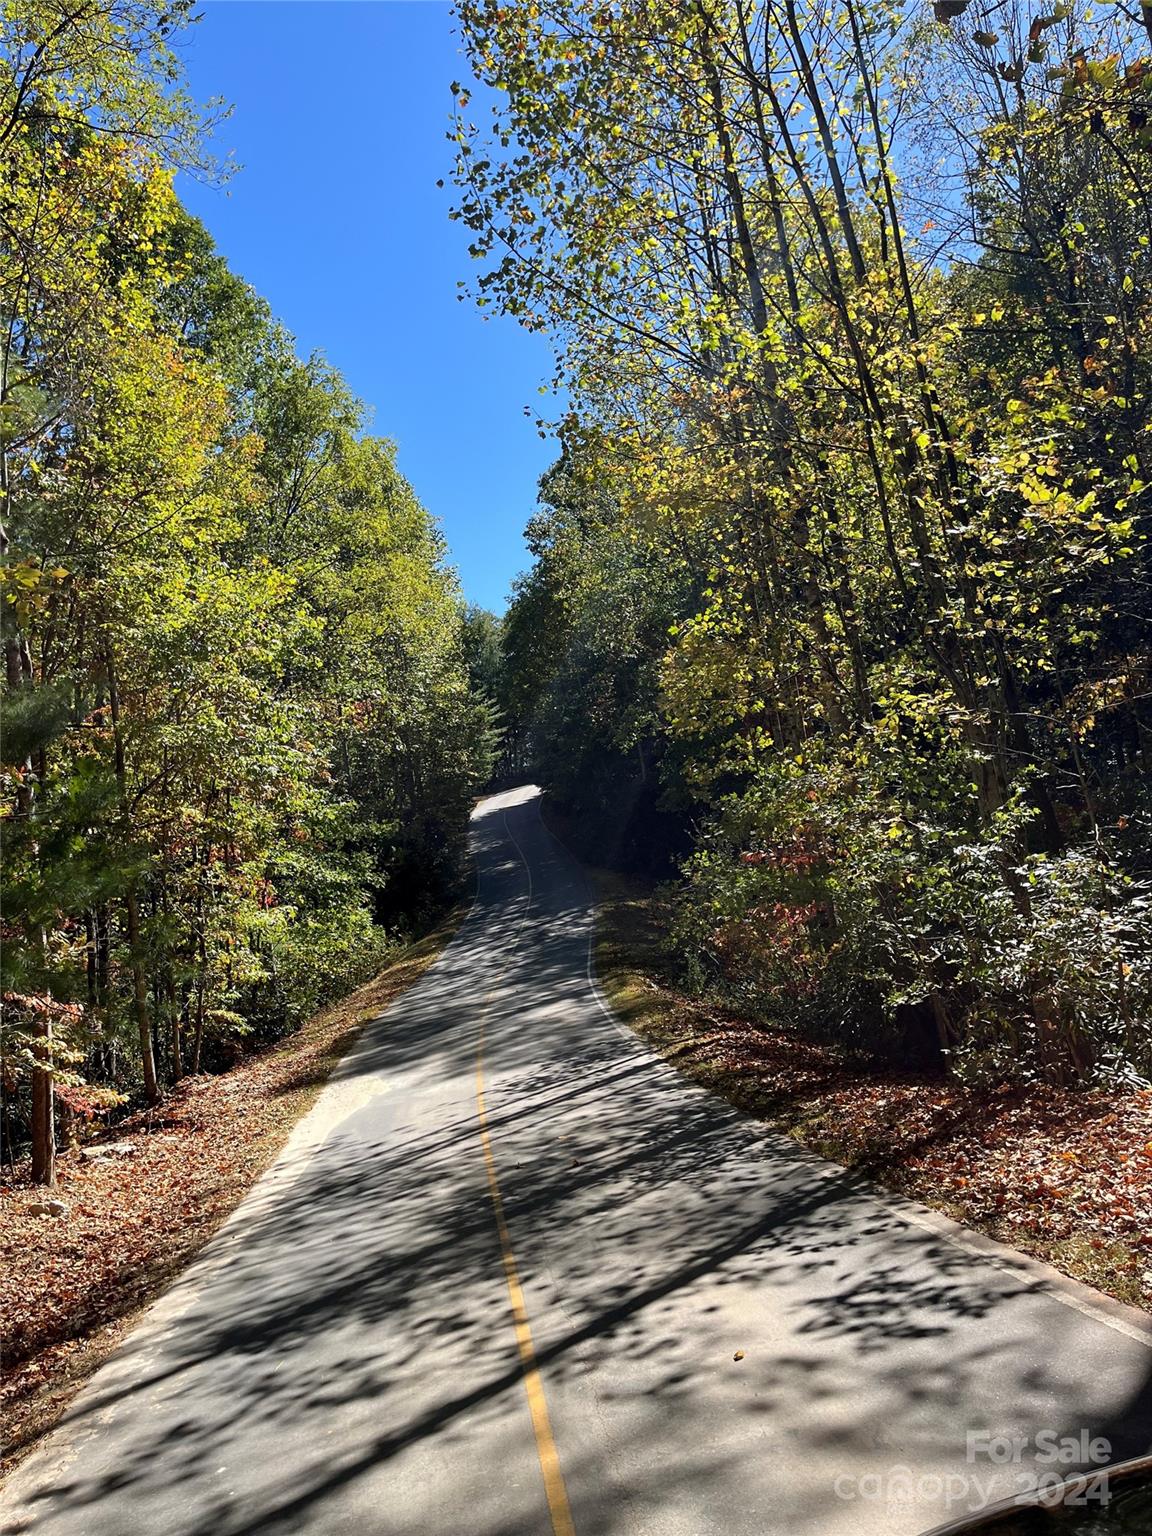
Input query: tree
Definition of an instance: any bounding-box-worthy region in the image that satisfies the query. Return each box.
[455,0,1152,1080]
[2,2,495,1176]
[460,604,503,703]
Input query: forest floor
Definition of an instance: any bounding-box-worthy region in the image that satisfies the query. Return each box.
[587,867,1152,1315]
[0,904,466,1476]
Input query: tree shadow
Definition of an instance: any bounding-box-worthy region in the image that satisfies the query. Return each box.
[2,787,1149,1536]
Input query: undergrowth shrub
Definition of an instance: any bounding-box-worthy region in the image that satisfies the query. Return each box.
[675,760,1152,1085]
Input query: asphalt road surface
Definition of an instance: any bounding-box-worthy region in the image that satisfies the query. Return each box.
[3,785,1151,1536]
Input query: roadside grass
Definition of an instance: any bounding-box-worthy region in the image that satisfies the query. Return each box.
[0,902,467,1476]
[584,861,1152,1314]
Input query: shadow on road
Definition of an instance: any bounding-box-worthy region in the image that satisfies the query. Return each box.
[5,790,1150,1536]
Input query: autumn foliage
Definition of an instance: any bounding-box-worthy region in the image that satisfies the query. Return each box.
[462,0,1152,1087]
[1,0,496,1181]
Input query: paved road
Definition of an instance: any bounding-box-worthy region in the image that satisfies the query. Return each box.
[3,785,1151,1536]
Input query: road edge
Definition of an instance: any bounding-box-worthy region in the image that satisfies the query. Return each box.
[536,797,1152,1354]
[0,898,472,1490]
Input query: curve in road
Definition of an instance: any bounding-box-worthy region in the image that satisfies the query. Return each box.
[2,785,1150,1536]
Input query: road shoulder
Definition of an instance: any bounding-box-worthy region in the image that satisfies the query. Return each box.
[0,903,467,1479]
[574,853,1152,1322]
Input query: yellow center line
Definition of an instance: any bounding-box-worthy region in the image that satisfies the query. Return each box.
[473,810,576,1536]
[476,1028,576,1536]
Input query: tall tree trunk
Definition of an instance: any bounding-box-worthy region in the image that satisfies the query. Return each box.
[30,1011,55,1186]
[5,543,56,1179]
[167,975,182,1080]
[104,638,161,1105]
[123,887,160,1104]
[191,975,206,1075]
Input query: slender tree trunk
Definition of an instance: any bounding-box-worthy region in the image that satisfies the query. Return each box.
[30,1011,55,1186]
[104,639,161,1105]
[123,887,160,1103]
[6,568,56,1178]
[167,976,182,1080]
[191,975,206,1075]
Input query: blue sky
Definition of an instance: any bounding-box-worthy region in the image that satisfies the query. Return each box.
[176,1,556,613]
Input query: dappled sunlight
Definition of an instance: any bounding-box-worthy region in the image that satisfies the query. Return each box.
[2,790,1150,1536]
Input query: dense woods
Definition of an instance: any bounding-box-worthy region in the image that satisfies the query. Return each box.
[459,0,1152,1085]
[5,0,1152,1499]
[1,0,495,1182]
[5,0,1151,1194]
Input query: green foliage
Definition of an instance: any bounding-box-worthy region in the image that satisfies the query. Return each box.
[675,761,1151,1080]
[500,447,698,868]
[1,1,493,1158]
[464,0,1152,1082]
[460,603,504,702]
